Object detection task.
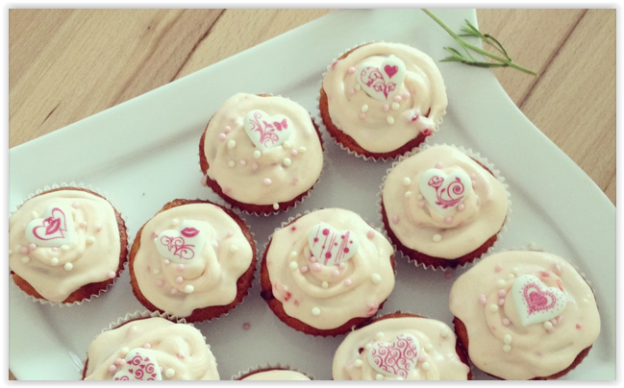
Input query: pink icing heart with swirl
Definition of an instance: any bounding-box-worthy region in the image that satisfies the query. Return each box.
[25,205,75,247]
[357,55,406,102]
[243,109,293,152]
[155,220,207,263]
[419,168,473,215]
[512,274,567,326]
[307,222,359,266]
[113,348,162,381]
[367,333,420,378]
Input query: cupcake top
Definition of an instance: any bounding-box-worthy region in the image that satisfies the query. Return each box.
[322,42,447,154]
[84,317,219,380]
[202,93,323,208]
[449,250,601,380]
[333,315,470,380]
[382,145,508,259]
[133,202,253,317]
[240,369,310,380]
[266,208,395,330]
[8,189,122,303]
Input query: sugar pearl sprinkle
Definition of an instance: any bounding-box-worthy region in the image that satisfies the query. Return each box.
[367,230,375,240]
[376,374,384,380]
[432,234,442,242]
[543,321,553,330]
[503,334,512,344]
[402,177,411,186]
[371,273,382,284]
[361,104,369,112]
[228,161,235,168]
[321,281,329,289]
[311,307,321,316]
[391,102,400,111]
[490,304,499,312]
[185,285,195,293]
[283,140,292,149]
[264,178,272,186]
[64,263,73,271]
[108,271,116,279]
[273,203,279,210]
[496,279,506,288]
[86,236,96,244]
[354,359,363,367]
[229,244,238,253]
[283,158,292,167]
[422,362,431,371]
[21,256,30,264]
[227,140,236,149]
[289,262,298,270]
[165,368,176,378]
[253,150,262,159]
[50,257,59,266]
[144,343,151,349]
[386,116,395,125]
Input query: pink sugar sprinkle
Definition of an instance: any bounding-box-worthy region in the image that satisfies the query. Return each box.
[243,323,251,330]
[417,354,426,363]
[347,66,356,74]
[393,95,402,102]
[339,262,346,269]
[311,263,321,272]
[226,231,234,238]
[72,201,80,209]
[383,104,390,112]
[176,276,183,284]
[457,203,465,211]
[344,279,352,286]
[310,256,317,263]
[251,163,259,171]
[291,225,297,231]
[291,150,298,157]
[332,269,340,278]
[359,112,366,120]
[200,176,208,186]
[51,247,58,252]
[177,264,185,272]
[576,324,582,330]
[143,343,151,349]
[263,178,272,186]
[402,92,410,99]
[367,230,375,239]
[470,173,476,179]
[445,216,453,224]
[349,88,356,95]
[151,231,158,238]
[28,243,37,251]
[224,125,231,133]
[418,201,425,208]
[495,264,502,272]
[550,318,558,326]
[498,298,505,306]
[19,246,29,255]
[164,259,171,265]
[498,289,506,297]
[171,288,178,295]
[79,221,87,229]
[435,162,444,169]
[108,365,117,373]
[444,270,453,279]
[300,265,309,274]
[479,294,487,306]
[115,358,123,366]
[219,133,226,141]
[502,318,511,326]
[392,215,399,224]
[156,279,164,287]
[107,271,116,279]
[240,160,247,166]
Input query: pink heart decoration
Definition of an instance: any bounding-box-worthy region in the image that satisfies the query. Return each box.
[113,348,162,381]
[512,274,567,326]
[367,333,420,378]
[243,109,293,152]
[25,205,75,247]
[419,168,473,215]
[155,220,207,263]
[307,222,359,266]
[356,55,406,102]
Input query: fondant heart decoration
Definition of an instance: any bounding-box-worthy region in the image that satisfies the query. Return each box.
[419,168,473,215]
[368,333,420,378]
[357,55,406,102]
[243,109,293,152]
[308,222,359,266]
[113,348,162,381]
[25,205,75,247]
[512,274,567,326]
[155,220,207,263]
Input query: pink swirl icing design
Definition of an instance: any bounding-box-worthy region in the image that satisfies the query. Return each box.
[113,349,162,381]
[368,333,420,378]
[419,168,473,216]
[307,222,360,266]
[160,235,195,260]
[243,109,293,152]
[155,221,206,264]
[512,274,567,326]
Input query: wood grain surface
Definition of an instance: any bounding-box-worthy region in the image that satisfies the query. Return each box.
[7,8,615,381]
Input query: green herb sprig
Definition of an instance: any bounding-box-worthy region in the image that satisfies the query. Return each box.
[422,9,538,76]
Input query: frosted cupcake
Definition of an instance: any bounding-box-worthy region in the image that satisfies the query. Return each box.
[320,42,447,159]
[129,199,256,322]
[333,313,471,380]
[82,314,219,380]
[8,187,127,304]
[449,250,600,380]
[381,144,509,269]
[199,93,324,214]
[235,367,311,380]
[261,208,396,336]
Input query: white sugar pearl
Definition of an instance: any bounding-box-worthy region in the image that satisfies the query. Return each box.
[544,321,553,330]
[512,267,520,274]
[228,160,235,168]
[21,256,30,264]
[152,268,160,275]
[405,191,411,198]
[229,245,238,253]
[120,347,129,355]
[227,140,236,149]
[61,245,70,251]
[422,362,431,371]
[64,263,73,271]
[165,368,175,378]
[361,104,369,112]
[496,279,506,288]
[283,158,292,167]
[290,251,297,258]
[371,273,382,284]
[253,150,262,159]
[376,374,384,380]
[402,177,411,186]
[490,304,499,312]
[273,203,279,210]
[375,332,384,340]
[289,262,298,270]
[312,307,321,316]
[432,234,442,242]
[283,140,292,149]
[504,334,512,344]
[87,236,96,244]
[425,344,433,352]
[184,285,194,293]
[354,359,363,367]
[50,258,59,266]
[322,281,328,289]
[298,146,307,154]
[171,218,179,226]
[386,116,395,125]
[391,102,400,110]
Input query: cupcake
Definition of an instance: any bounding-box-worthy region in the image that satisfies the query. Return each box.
[82,312,219,380]
[260,208,396,336]
[8,187,127,304]
[319,42,447,159]
[333,312,471,380]
[129,199,256,322]
[199,93,324,214]
[449,250,600,380]
[235,366,311,380]
[381,144,509,269]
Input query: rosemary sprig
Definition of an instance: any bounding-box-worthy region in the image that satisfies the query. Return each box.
[422,9,538,76]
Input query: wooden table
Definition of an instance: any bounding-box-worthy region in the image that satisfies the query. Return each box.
[8,9,615,380]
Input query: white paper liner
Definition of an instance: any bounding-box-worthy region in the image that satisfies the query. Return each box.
[376,142,513,272]
[198,93,328,217]
[314,41,445,162]
[9,181,129,307]
[258,209,397,336]
[128,197,257,324]
[231,363,314,380]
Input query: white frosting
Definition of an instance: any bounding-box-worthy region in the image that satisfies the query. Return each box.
[202,93,323,205]
[382,145,508,259]
[449,251,601,380]
[133,203,253,318]
[322,42,447,153]
[84,317,219,380]
[265,208,395,330]
[333,316,470,380]
[241,370,310,380]
[9,189,122,302]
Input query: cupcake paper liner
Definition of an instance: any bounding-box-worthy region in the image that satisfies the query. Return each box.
[198,93,328,217]
[377,142,513,272]
[315,41,445,162]
[231,363,314,380]
[9,181,129,307]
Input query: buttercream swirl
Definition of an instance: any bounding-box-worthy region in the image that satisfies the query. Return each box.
[133,203,253,318]
[382,145,508,259]
[449,251,600,380]
[8,189,122,302]
[265,208,395,330]
[322,42,447,153]
[84,317,219,380]
[332,315,470,380]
